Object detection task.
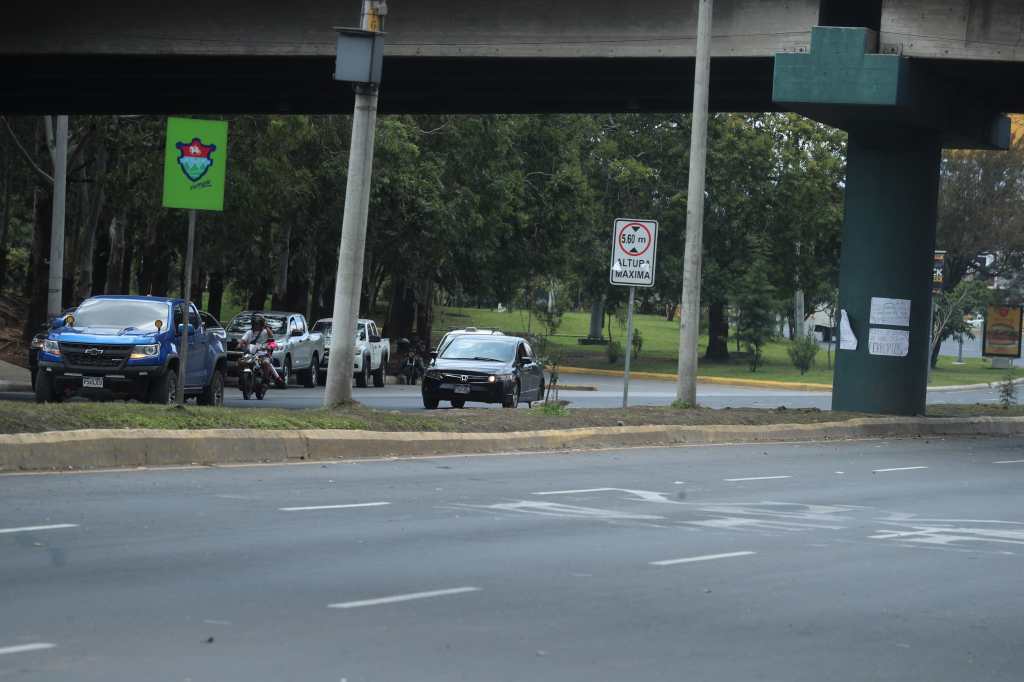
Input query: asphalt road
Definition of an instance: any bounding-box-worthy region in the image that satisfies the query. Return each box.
[3,436,1024,681]
[214,373,1003,411]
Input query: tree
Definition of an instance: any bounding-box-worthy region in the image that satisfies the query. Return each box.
[734,235,779,371]
[930,279,991,368]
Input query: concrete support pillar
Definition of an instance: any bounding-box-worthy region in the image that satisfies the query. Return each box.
[832,127,941,415]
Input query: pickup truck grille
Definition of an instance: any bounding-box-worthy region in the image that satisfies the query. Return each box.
[60,342,131,370]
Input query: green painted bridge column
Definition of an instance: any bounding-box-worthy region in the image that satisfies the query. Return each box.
[833,126,941,414]
[774,27,1008,415]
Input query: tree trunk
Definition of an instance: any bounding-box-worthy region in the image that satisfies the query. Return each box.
[665,302,676,322]
[0,148,10,294]
[248,280,269,311]
[930,337,941,369]
[386,276,416,341]
[207,272,225,321]
[24,188,52,342]
[272,223,291,310]
[588,296,605,339]
[74,148,108,303]
[103,213,124,294]
[793,289,805,338]
[705,301,730,361]
[416,281,434,342]
[120,235,133,296]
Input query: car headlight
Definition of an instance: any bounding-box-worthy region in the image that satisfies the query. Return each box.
[425,370,442,380]
[42,339,60,356]
[31,336,46,350]
[130,344,159,360]
[489,374,513,383]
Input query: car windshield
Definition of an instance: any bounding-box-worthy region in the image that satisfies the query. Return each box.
[439,336,515,363]
[71,299,169,332]
[227,315,287,334]
[313,321,333,339]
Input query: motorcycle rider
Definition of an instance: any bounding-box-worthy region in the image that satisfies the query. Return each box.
[240,315,287,388]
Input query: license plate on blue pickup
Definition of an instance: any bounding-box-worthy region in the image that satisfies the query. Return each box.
[453,385,471,395]
[82,376,104,389]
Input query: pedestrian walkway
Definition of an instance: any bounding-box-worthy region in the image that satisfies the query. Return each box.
[0,359,31,390]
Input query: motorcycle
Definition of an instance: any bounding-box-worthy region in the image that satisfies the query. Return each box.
[237,340,277,400]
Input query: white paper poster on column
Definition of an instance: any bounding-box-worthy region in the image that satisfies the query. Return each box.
[839,309,857,350]
[869,297,911,327]
[868,328,910,357]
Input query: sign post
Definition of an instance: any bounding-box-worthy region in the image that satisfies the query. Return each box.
[162,117,228,406]
[609,218,658,408]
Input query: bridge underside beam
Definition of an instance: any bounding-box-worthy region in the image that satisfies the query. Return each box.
[0,56,784,115]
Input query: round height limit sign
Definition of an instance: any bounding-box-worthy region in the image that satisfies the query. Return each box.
[610,218,658,287]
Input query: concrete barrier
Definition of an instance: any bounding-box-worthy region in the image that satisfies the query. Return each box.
[3,416,1024,472]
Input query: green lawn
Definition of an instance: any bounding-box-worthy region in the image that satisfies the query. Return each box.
[433,306,1021,387]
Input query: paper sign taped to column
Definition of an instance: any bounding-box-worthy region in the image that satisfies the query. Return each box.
[839,309,857,350]
[870,297,911,327]
[869,328,910,357]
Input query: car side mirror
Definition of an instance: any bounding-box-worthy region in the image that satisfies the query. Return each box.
[430,351,438,361]
[177,323,196,337]
[369,334,381,343]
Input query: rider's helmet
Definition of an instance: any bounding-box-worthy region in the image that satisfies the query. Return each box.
[251,315,266,331]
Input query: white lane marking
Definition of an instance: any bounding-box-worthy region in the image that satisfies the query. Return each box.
[328,586,480,609]
[0,524,77,535]
[532,488,619,496]
[872,466,928,473]
[723,475,791,482]
[0,643,56,656]
[994,459,1024,464]
[279,502,389,512]
[650,551,756,567]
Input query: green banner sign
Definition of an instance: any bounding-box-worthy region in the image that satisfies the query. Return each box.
[162,117,228,211]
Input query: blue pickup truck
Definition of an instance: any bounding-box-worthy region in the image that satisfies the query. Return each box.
[35,295,227,405]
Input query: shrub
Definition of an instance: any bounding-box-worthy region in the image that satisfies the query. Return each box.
[999,371,1018,409]
[787,334,820,376]
[607,340,623,364]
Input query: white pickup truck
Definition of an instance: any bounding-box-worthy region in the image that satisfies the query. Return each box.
[226,311,325,388]
[313,317,389,388]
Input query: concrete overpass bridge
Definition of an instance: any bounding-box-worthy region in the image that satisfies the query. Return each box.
[3,1,1024,114]
[5,0,1024,415]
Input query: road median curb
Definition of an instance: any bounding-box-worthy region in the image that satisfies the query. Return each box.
[3,416,1024,473]
[558,366,831,391]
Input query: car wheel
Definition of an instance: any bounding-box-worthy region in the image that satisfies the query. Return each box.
[199,370,225,407]
[372,354,386,387]
[302,354,319,388]
[451,399,466,408]
[282,356,292,387]
[502,381,520,409]
[148,369,177,405]
[355,357,369,388]
[422,394,439,409]
[34,371,57,404]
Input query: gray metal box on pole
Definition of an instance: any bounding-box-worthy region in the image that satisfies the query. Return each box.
[334,28,385,85]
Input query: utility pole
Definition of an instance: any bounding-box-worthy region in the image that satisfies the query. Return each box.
[323,0,386,406]
[47,115,68,319]
[675,0,714,406]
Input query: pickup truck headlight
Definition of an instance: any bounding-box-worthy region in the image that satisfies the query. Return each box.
[42,339,60,356]
[130,344,159,360]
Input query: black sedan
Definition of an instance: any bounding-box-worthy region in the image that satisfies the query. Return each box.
[421,334,545,409]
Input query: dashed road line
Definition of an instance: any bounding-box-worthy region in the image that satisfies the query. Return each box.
[0,643,56,656]
[723,476,791,482]
[994,460,1024,465]
[0,524,78,535]
[872,466,928,473]
[279,502,390,512]
[650,551,757,567]
[328,587,480,609]
[532,488,620,496]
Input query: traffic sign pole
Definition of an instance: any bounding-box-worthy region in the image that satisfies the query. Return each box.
[176,208,196,407]
[622,285,636,408]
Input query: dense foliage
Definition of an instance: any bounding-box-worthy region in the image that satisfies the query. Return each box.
[1,113,847,352]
